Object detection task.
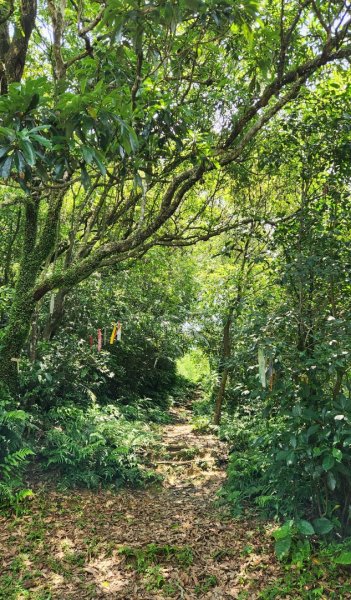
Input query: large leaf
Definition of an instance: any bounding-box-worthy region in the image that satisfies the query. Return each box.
[0,146,10,159]
[332,448,342,461]
[297,520,314,536]
[0,155,13,179]
[82,145,94,164]
[275,536,291,560]
[273,521,293,540]
[31,134,52,148]
[322,454,335,471]
[93,150,106,175]
[334,552,351,565]
[20,140,36,166]
[312,518,333,535]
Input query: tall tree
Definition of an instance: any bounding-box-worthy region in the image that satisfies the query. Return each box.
[0,0,350,390]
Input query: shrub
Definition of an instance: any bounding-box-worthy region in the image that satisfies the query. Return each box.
[223,394,351,538]
[19,337,119,409]
[38,403,159,488]
[120,397,172,424]
[0,386,33,508]
[219,412,258,451]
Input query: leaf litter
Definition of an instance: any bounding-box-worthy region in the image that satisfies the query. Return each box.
[0,406,284,599]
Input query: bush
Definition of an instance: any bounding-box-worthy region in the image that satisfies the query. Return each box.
[120,397,172,424]
[19,337,119,409]
[219,412,258,451]
[0,386,33,508]
[38,403,160,488]
[223,394,351,539]
[20,333,181,410]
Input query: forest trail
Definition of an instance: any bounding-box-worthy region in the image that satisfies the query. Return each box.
[0,406,281,599]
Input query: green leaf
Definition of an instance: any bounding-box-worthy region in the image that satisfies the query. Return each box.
[20,140,36,166]
[82,145,94,164]
[273,521,293,540]
[81,165,91,190]
[275,536,291,560]
[327,471,336,491]
[334,552,351,565]
[297,520,314,536]
[26,93,40,112]
[322,454,335,471]
[31,134,52,148]
[93,150,106,175]
[0,145,10,159]
[332,448,342,461]
[312,518,333,535]
[0,126,16,141]
[0,155,13,179]
[13,150,25,175]
[306,424,320,438]
[286,450,295,466]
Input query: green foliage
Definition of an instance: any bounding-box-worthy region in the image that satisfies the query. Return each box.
[194,575,218,595]
[334,551,351,565]
[190,82,351,557]
[219,412,258,451]
[223,396,351,533]
[260,539,351,598]
[19,248,195,410]
[0,387,33,509]
[20,336,117,409]
[119,543,193,592]
[272,520,316,562]
[176,348,211,385]
[119,543,194,572]
[191,415,215,434]
[38,403,159,489]
[120,397,172,424]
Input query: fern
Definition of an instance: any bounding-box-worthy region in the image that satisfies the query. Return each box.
[40,403,159,489]
[0,398,33,510]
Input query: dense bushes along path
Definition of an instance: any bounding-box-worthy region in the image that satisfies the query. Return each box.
[0,408,282,599]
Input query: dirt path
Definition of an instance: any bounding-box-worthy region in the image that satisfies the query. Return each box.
[0,407,281,599]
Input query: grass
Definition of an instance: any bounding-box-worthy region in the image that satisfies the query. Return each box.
[119,542,194,571]
[118,543,194,592]
[194,574,218,595]
[259,543,351,599]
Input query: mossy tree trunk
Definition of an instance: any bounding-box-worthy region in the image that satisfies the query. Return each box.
[0,191,63,392]
[0,197,39,389]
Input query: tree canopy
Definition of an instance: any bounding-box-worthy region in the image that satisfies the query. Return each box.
[1,2,351,593]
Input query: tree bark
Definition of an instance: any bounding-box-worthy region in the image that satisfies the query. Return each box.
[42,287,67,340]
[212,236,252,424]
[0,0,37,93]
[0,191,63,392]
[213,311,233,426]
[0,196,39,389]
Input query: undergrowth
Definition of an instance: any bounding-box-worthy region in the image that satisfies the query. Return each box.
[0,388,34,509]
[37,403,161,489]
[259,539,351,599]
[119,543,193,592]
[219,397,351,563]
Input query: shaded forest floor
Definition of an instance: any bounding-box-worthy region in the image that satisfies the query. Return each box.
[1,405,345,599]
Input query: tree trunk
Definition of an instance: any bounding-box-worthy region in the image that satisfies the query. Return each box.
[0,199,39,390]
[0,273,37,391]
[42,288,67,340]
[213,311,233,425]
[212,234,253,425]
